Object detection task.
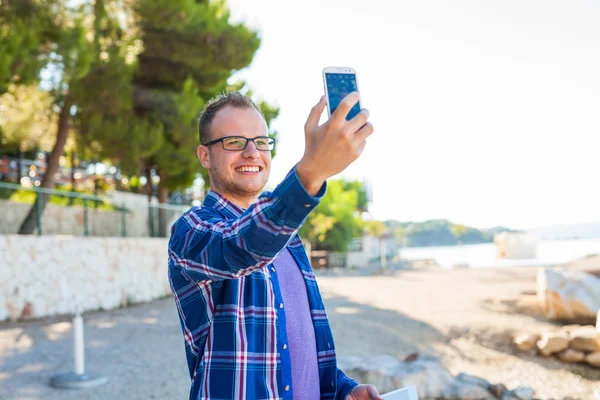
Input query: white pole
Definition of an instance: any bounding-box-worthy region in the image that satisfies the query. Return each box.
[49,307,107,388]
[380,237,387,269]
[73,308,85,375]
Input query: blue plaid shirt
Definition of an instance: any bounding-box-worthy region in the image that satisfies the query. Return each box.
[168,167,359,400]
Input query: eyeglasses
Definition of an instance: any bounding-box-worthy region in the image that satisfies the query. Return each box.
[202,136,275,151]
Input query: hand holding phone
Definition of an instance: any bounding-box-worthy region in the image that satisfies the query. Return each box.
[323,66,362,121]
[295,68,374,195]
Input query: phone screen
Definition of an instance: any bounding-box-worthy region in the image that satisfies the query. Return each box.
[325,73,361,120]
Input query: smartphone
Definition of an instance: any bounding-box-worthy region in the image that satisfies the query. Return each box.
[381,385,419,400]
[322,66,362,121]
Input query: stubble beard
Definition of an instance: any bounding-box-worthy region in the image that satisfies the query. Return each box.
[209,167,269,205]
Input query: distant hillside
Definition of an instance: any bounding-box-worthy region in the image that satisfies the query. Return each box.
[385,219,516,248]
[525,221,600,240]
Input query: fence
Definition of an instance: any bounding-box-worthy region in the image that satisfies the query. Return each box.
[0,181,189,237]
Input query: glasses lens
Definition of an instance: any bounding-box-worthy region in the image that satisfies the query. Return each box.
[254,137,275,150]
[222,137,247,150]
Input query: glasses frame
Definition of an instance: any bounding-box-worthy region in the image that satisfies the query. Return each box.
[202,136,275,151]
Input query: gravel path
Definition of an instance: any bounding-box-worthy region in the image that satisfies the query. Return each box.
[1,261,599,399]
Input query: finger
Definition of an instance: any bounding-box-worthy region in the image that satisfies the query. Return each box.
[331,91,360,123]
[345,109,370,134]
[367,385,384,400]
[353,122,374,144]
[304,96,326,132]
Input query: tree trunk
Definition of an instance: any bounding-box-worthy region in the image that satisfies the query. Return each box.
[157,183,169,237]
[144,160,154,236]
[69,150,76,205]
[18,99,72,234]
[16,147,23,183]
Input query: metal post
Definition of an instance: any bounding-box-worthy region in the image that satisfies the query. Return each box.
[121,202,126,237]
[35,193,42,236]
[83,198,89,236]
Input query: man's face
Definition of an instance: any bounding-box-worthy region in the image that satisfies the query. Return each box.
[197,106,271,206]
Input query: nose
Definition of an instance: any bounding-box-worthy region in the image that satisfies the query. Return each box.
[242,140,260,159]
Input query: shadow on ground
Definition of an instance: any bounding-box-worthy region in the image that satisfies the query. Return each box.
[0,286,463,400]
[322,288,470,363]
[0,299,189,400]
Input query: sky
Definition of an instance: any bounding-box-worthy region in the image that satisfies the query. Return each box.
[226,0,599,230]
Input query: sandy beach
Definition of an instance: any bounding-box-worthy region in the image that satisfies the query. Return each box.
[317,256,600,399]
[1,257,599,399]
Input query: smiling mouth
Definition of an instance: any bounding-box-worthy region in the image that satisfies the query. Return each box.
[235,166,262,173]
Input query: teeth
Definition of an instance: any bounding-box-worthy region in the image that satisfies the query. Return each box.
[237,166,260,173]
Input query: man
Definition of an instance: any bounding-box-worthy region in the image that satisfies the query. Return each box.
[168,91,381,400]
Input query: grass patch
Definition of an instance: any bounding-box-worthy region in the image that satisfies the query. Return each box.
[8,189,118,211]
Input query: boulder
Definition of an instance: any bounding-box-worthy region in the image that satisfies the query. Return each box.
[569,326,600,352]
[488,383,507,398]
[584,351,600,368]
[537,268,600,321]
[536,331,569,356]
[338,355,455,398]
[557,349,585,363]
[513,333,539,352]
[513,386,535,400]
[338,355,531,399]
[559,324,582,337]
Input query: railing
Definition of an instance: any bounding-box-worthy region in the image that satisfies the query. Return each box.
[0,181,190,237]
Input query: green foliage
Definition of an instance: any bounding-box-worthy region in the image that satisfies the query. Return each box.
[0,83,57,151]
[387,219,515,247]
[133,0,278,197]
[1,0,280,207]
[134,0,260,96]
[7,187,117,211]
[0,0,56,92]
[364,220,386,237]
[299,179,365,252]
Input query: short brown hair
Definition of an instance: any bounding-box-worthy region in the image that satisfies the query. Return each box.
[198,92,264,145]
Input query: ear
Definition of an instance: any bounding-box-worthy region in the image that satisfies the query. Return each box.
[197,145,211,169]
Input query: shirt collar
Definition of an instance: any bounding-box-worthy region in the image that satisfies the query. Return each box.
[202,190,245,218]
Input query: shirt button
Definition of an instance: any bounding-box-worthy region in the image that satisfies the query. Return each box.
[331,381,334,387]
[279,303,284,309]
[327,342,331,349]
[304,203,311,208]
[282,344,287,349]
[285,385,290,391]
[271,267,276,272]
[281,231,289,235]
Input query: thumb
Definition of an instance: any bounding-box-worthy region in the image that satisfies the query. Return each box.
[304,96,326,133]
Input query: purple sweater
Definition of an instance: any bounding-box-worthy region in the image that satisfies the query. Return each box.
[274,248,321,400]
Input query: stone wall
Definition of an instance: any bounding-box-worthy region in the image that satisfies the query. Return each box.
[0,235,171,321]
[0,199,151,237]
[0,190,188,237]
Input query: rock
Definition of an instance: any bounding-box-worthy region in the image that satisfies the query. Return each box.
[584,351,600,368]
[455,372,490,389]
[338,355,455,398]
[403,352,419,362]
[557,349,585,363]
[559,324,582,337]
[338,355,499,399]
[536,331,569,356]
[537,267,600,321]
[452,383,495,400]
[569,326,600,352]
[488,383,507,398]
[513,333,540,352]
[513,386,535,400]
